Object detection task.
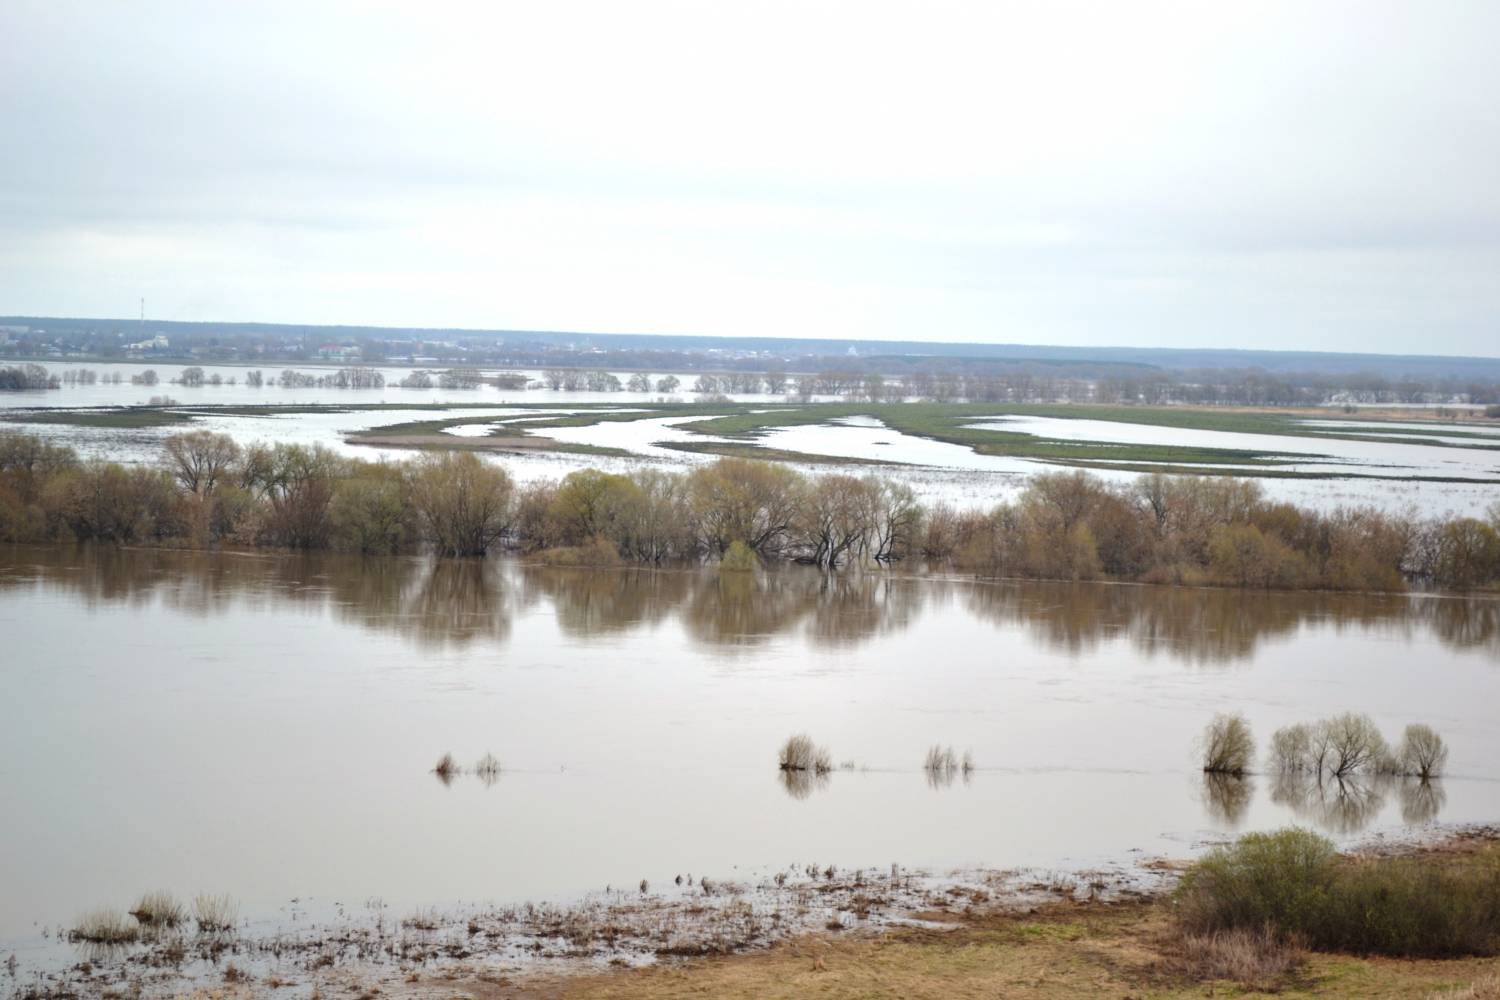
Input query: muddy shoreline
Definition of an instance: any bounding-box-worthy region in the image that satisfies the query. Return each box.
[10,824,1495,1000]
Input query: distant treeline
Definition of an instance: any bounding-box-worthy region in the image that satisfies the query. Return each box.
[8,360,1500,407]
[2,429,1497,592]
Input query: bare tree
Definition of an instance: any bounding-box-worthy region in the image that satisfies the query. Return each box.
[1321,713,1387,778]
[162,431,242,494]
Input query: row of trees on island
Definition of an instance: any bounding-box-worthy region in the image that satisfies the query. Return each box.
[2,429,1497,590]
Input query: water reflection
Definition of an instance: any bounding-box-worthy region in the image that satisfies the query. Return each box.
[1400,779,1447,825]
[778,768,831,800]
[1269,772,1397,835]
[0,544,1495,661]
[1200,773,1254,827]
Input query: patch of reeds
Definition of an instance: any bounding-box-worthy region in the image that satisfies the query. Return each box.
[474,753,501,784]
[192,893,239,934]
[777,733,831,774]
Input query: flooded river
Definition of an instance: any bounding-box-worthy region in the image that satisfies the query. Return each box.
[2,545,1499,948]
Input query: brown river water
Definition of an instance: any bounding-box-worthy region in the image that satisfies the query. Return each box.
[2,544,1498,949]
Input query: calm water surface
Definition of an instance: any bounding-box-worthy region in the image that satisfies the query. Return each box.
[2,545,1498,942]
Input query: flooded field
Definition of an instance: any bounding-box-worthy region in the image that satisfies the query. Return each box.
[5,364,1500,514]
[3,544,1498,970]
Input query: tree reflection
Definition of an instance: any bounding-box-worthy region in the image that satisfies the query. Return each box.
[778,767,830,800]
[1270,771,1393,834]
[1200,772,1254,827]
[0,544,1496,661]
[1399,778,1446,825]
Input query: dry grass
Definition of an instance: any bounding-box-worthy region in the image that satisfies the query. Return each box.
[192,893,239,934]
[1433,974,1500,999]
[547,898,1500,1000]
[1177,925,1306,991]
[69,907,139,944]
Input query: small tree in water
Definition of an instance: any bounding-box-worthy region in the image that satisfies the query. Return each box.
[1201,713,1254,775]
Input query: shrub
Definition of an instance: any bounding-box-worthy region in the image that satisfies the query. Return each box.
[719,539,757,572]
[433,752,460,782]
[1175,828,1336,936]
[474,753,501,782]
[1315,855,1500,957]
[191,893,238,934]
[1397,724,1449,779]
[1322,713,1387,777]
[1200,713,1254,775]
[70,907,140,944]
[778,734,831,773]
[923,745,958,774]
[535,536,623,567]
[129,891,185,928]
[1177,828,1500,957]
[1268,722,1316,773]
[192,894,239,934]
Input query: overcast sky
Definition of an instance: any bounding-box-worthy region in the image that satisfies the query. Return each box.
[1,2,1497,354]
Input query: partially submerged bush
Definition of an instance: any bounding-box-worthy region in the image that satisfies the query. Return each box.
[1268,722,1316,773]
[129,891,185,928]
[1269,714,1440,780]
[1176,828,1500,957]
[70,907,139,944]
[778,733,831,773]
[474,753,501,779]
[1322,712,1388,778]
[433,752,460,783]
[1200,713,1254,775]
[1397,724,1449,779]
[923,745,958,774]
[192,893,239,934]
[719,539,757,572]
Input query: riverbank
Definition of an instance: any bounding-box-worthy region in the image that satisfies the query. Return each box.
[16,828,1499,999]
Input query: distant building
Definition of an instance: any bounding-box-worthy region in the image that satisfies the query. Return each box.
[125,334,170,351]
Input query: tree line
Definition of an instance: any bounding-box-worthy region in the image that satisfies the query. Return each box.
[1,429,1497,591]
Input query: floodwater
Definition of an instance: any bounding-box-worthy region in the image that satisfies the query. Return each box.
[2,544,1498,950]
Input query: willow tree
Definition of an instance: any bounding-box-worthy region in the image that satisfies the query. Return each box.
[408,451,514,557]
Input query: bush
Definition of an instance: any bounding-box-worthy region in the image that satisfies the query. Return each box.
[719,539,757,572]
[1397,723,1450,779]
[130,890,185,928]
[1176,828,1336,935]
[70,907,140,944]
[778,733,831,773]
[192,893,239,934]
[535,536,623,567]
[1177,828,1500,957]
[1200,713,1254,775]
